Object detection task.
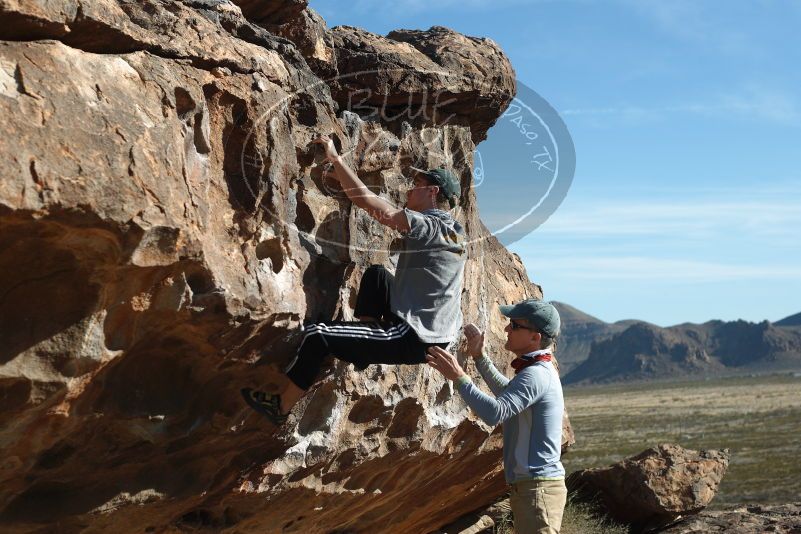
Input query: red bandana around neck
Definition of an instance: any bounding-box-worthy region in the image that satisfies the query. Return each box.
[511,353,552,374]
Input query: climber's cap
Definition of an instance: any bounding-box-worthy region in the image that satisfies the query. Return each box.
[409,166,461,208]
[499,298,561,338]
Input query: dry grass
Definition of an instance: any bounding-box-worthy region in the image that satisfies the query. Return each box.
[491,495,627,534]
[562,373,801,507]
[560,498,628,534]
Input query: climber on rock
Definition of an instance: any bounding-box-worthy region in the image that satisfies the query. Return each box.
[426,301,566,534]
[242,135,467,426]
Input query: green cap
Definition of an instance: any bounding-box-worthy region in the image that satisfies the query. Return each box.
[410,166,461,208]
[499,298,561,338]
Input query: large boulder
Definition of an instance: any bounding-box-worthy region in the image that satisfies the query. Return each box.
[566,444,729,532]
[0,1,568,532]
[324,25,516,144]
[228,0,307,27]
[266,6,333,75]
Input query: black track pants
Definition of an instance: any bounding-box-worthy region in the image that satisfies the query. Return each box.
[285,265,448,390]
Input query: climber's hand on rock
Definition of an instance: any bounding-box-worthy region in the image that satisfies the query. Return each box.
[313,135,340,164]
[426,346,466,381]
[464,323,484,359]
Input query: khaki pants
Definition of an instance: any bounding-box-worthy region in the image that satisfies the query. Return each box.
[510,479,567,534]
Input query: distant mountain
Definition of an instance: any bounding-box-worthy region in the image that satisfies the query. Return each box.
[553,301,606,326]
[776,311,801,327]
[553,301,635,374]
[554,304,801,384]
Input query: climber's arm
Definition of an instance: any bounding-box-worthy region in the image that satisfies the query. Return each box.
[314,137,410,233]
[329,155,410,232]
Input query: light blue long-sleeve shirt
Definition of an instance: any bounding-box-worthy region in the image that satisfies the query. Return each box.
[456,353,565,483]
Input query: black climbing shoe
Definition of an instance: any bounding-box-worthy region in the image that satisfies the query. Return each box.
[241,388,288,426]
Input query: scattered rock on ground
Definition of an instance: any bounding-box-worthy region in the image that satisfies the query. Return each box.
[434,499,512,534]
[658,503,801,534]
[567,443,729,532]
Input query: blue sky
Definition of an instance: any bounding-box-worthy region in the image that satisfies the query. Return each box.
[309,0,801,326]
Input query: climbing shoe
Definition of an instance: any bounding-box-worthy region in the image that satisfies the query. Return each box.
[241,387,288,426]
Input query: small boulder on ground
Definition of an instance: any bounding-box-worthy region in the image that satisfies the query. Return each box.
[566,443,729,532]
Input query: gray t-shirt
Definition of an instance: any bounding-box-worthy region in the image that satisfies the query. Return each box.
[390,208,466,343]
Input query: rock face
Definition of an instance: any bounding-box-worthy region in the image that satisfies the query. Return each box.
[323,25,515,145]
[659,503,801,534]
[0,1,570,532]
[566,444,729,532]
